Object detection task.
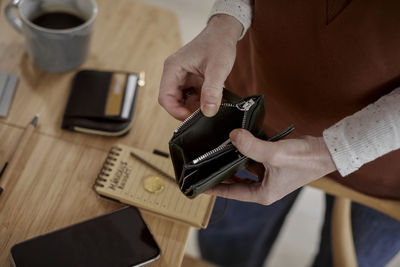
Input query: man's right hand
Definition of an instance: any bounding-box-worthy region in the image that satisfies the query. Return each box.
[158,14,243,121]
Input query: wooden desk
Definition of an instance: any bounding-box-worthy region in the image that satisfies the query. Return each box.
[0,0,180,152]
[0,0,194,266]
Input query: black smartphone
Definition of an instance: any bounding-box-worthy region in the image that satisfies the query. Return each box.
[10,207,160,267]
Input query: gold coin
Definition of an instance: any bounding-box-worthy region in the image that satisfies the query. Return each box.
[143,176,165,194]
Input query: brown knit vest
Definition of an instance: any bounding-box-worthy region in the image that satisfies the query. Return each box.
[226,0,400,199]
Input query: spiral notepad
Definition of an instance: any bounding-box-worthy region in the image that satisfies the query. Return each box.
[93,144,215,228]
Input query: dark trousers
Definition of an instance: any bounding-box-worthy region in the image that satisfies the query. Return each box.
[199,191,400,267]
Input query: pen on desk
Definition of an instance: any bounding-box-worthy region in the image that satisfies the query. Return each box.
[0,162,8,196]
[0,115,39,196]
[12,115,38,161]
[152,149,169,158]
[130,151,175,181]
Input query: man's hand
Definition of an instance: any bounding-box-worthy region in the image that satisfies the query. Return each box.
[158,15,243,120]
[207,129,338,205]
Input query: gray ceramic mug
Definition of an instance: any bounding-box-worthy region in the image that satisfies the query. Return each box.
[4,0,97,72]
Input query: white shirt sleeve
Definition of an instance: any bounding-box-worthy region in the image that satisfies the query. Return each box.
[323,87,400,176]
[208,0,254,39]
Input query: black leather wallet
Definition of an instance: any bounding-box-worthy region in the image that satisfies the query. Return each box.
[62,69,144,136]
[169,90,294,198]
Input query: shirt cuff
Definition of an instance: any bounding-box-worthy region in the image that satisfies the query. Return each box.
[208,0,253,39]
[323,87,400,176]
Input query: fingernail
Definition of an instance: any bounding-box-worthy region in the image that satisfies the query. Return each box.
[202,104,217,117]
[229,129,241,143]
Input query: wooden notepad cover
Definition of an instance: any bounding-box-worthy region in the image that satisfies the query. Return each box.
[93,144,215,228]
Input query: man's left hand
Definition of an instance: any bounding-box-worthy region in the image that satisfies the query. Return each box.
[206,129,337,205]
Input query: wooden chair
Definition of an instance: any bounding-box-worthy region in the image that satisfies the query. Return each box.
[310,177,400,267]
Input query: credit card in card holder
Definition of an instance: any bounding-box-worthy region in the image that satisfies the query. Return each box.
[121,74,138,119]
[0,72,18,117]
[105,73,127,116]
[105,72,138,120]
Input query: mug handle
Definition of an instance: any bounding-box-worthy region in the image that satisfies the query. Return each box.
[4,0,23,33]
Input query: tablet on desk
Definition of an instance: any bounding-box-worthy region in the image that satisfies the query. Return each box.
[10,207,160,267]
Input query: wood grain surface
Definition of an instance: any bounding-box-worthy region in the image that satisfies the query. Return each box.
[0,0,193,266]
[0,124,190,266]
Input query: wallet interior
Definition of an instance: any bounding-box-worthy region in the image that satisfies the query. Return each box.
[175,106,245,164]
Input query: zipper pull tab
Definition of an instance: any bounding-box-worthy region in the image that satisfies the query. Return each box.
[237,99,255,111]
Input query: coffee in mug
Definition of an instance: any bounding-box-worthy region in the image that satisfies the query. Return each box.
[31,12,86,29]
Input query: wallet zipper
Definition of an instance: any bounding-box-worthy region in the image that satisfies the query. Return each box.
[237,99,255,128]
[174,109,202,134]
[174,98,256,135]
[189,98,256,165]
[192,139,234,164]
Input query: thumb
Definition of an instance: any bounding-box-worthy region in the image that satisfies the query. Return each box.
[200,65,230,117]
[230,129,269,163]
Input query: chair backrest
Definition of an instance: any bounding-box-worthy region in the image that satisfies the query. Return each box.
[331,197,357,267]
[310,177,400,221]
[310,177,400,267]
